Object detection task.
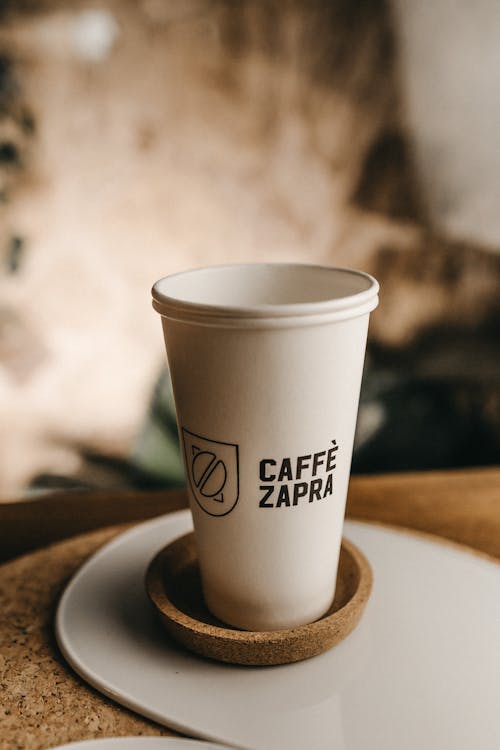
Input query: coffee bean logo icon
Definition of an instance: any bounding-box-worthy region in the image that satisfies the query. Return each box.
[192,450,227,502]
[182,428,240,517]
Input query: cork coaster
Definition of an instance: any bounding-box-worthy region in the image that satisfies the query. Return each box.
[145,533,372,666]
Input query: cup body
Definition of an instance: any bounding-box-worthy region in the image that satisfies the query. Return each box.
[152,264,378,631]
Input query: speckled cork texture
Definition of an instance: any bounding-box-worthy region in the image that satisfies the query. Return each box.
[0,525,174,750]
[146,532,373,666]
[3,468,498,749]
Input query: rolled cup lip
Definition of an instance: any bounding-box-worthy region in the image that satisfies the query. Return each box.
[152,263,379,328]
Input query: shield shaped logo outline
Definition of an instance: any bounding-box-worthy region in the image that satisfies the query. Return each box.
[182,427,240,517]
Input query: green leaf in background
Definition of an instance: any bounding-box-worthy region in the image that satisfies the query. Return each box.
[132,371,185,485]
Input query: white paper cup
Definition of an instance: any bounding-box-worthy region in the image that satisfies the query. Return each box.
[152,263,379,631]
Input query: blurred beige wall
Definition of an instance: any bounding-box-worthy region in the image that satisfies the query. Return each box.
[0,1,412,496]
[3,1,498,496]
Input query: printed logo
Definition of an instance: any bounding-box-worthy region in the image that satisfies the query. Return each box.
[182,428,239,516]
[258,440,339,509]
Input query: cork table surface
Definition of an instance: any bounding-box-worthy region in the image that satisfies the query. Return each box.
[1,467,499,750]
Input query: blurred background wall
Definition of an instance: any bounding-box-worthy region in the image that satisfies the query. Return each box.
[0,0,498,498]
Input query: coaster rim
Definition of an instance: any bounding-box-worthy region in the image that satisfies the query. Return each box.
[145,532,372,665]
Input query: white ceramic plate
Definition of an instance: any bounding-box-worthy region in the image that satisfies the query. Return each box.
[51,740,228,749]
[56,511,500,750]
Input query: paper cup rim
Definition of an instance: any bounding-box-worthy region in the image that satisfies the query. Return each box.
[151,263,379,328]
